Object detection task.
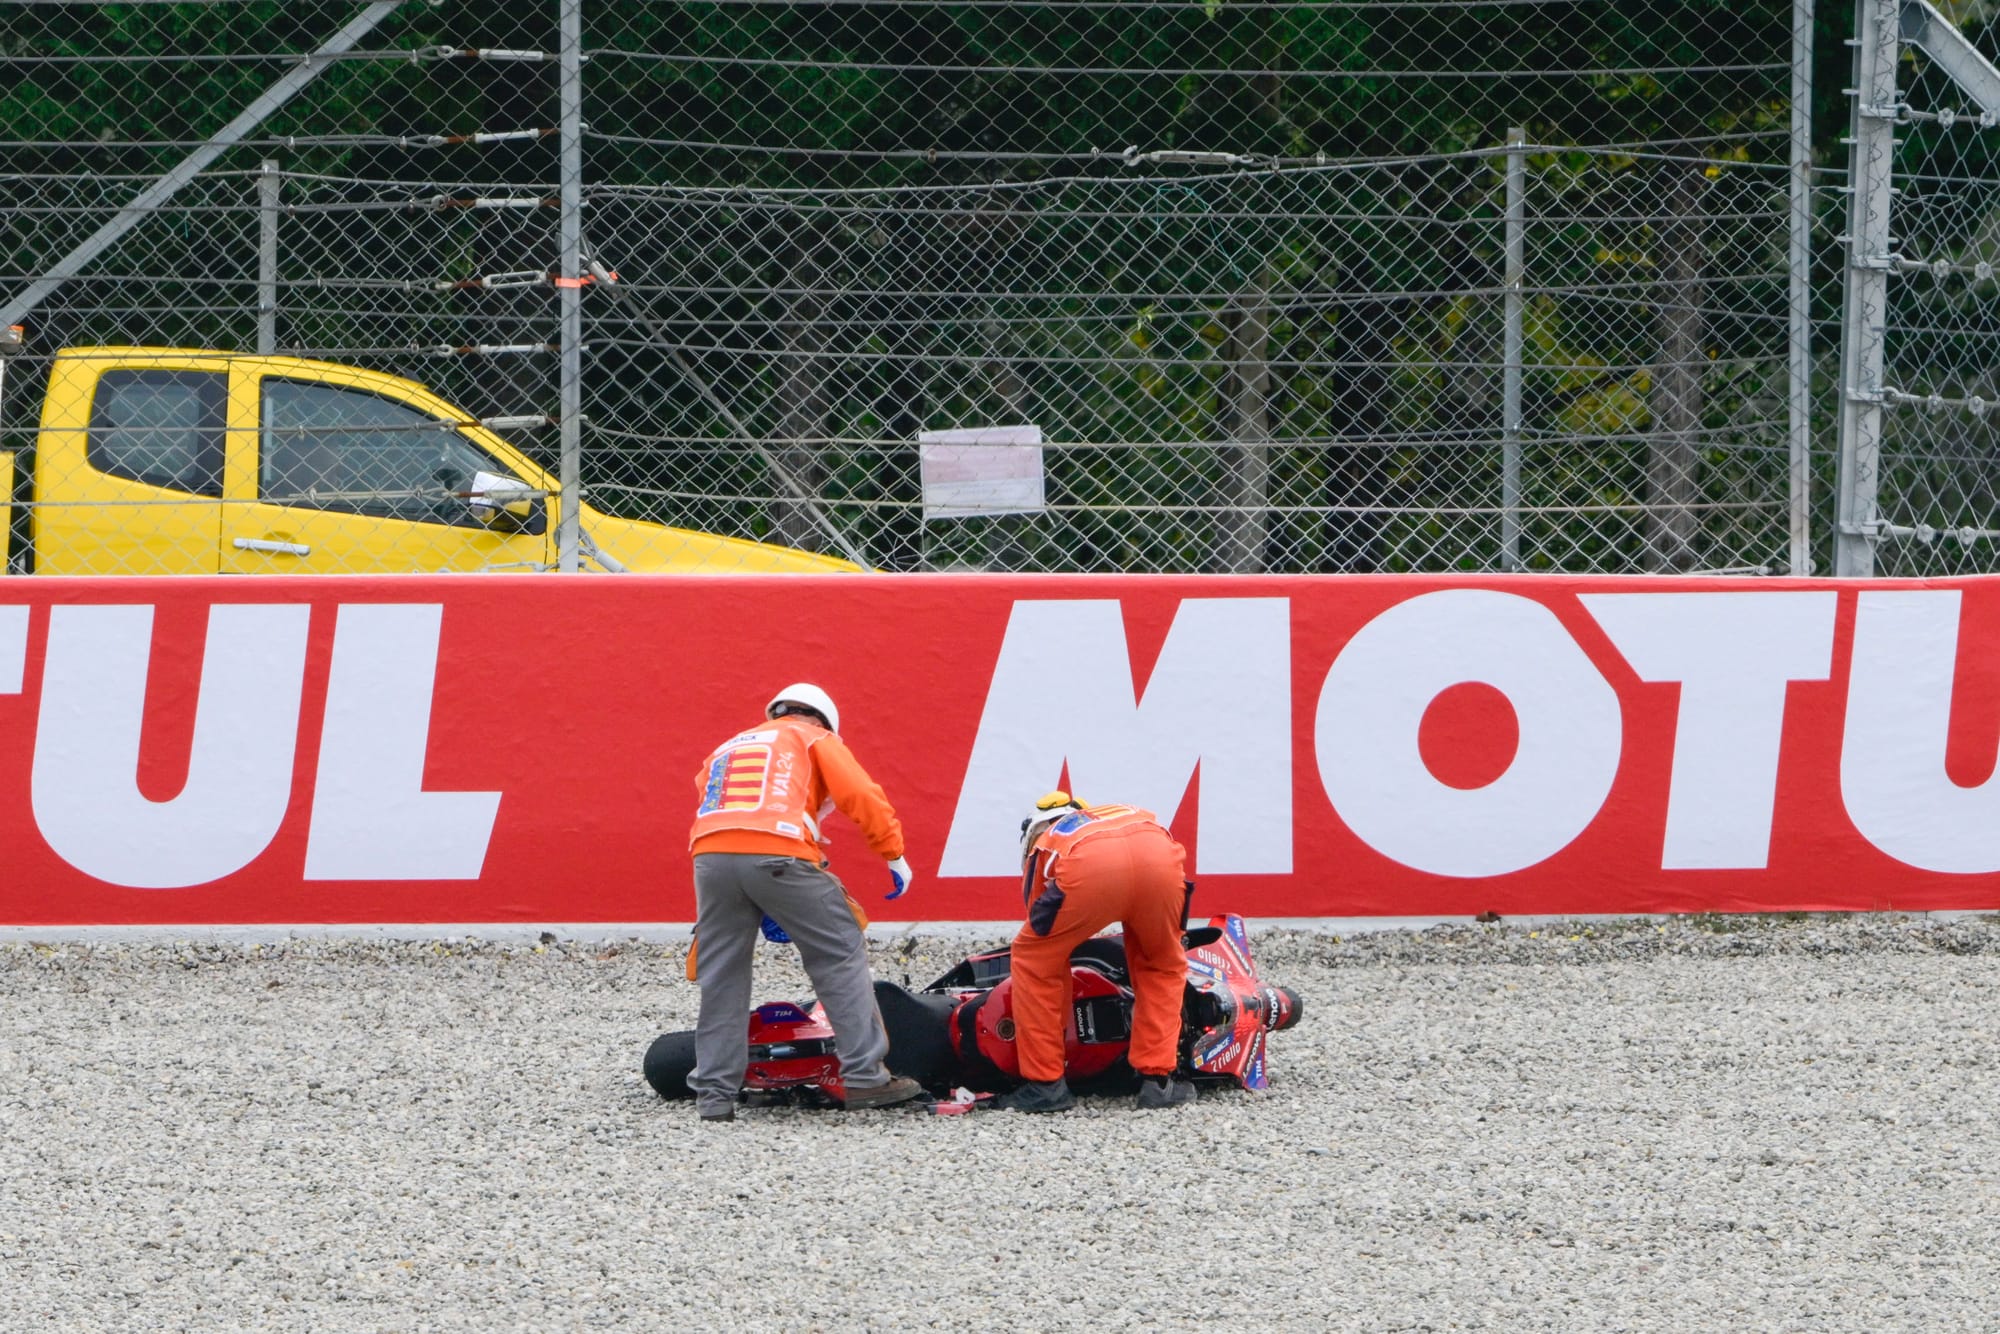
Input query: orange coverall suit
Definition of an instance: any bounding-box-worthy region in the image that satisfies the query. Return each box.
[1013,805,1189,1084]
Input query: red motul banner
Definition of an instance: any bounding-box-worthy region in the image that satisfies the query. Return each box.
[3,574,1998,925]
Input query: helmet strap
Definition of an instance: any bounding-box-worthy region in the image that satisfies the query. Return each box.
[771,702,830,730]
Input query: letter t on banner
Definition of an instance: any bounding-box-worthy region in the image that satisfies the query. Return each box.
[939,598,1291,877]
[1582,591,1836,870]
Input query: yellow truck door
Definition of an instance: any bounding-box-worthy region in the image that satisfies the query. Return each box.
[221,359,554,574]
[34,355,227,574]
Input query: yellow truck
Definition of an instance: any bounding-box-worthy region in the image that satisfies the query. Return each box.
[1,346,855,576]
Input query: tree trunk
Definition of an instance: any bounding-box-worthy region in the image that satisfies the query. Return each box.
[773,242,828,552]
[1646,162,1708,571]
[969,310,1027,569]
[1216,275,1273,573]
[1324,282,1393,572]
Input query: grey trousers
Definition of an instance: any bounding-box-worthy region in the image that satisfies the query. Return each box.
[688,852,893,1115]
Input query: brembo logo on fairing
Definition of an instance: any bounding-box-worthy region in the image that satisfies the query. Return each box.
[0,602,498,889]
[942,589,2000,879]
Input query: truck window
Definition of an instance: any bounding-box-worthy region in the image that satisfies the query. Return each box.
[261,378,529,528]
[88,369,225,497]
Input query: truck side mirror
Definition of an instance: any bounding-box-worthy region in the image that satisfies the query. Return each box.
[465,469,548,536]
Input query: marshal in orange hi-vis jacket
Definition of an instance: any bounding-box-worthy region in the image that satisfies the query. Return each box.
[680,686,923,1120]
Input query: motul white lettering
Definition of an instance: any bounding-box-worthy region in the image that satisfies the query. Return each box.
[1842,590,2000,873]
[0,605,24,693]
[1317,589,1620,877]
[31,604,310,888]
[1583,591,1836,870]
[940,598,1291,877]
[304,603,500,881]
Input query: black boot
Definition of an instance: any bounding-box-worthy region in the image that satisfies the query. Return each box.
[1135,1075,1195,1109]
[997,1078,1075,1113]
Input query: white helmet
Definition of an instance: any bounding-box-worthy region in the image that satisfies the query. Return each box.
[767,682,840,734]
[1019,790,1084,861]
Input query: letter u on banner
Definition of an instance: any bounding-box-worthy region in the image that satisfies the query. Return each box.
[31,604,310,889]
[1842,590,2000,873]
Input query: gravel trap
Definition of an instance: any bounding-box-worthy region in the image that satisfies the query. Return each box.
[4,914,1999,1332]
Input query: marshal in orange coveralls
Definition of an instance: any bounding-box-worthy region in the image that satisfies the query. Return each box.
[1000,792,1196,1114]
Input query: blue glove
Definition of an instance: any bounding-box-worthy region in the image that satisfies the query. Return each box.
[759,915,791,943]
[885,857,914,901]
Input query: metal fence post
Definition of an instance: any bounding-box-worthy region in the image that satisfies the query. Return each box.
[1835,0,1900,577]
[1788,0,1814,575]
[1502,128,1526,571]
[258,160,280,356]
[556,0,584,573]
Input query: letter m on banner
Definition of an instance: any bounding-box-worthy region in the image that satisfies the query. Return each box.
[939,598,1291,877]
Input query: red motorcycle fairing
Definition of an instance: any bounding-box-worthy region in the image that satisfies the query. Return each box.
[1184,914,1299,1090]
[743,1002,845,1100]
[953,967,1135,1090]
[737,966,1136,1099]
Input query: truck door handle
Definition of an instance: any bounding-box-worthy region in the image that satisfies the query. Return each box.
[233,537,312,557]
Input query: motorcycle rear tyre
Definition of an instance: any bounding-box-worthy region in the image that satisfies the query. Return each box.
[644,1030,700,1100]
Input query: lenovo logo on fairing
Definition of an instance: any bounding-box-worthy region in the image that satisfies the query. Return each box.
[0,602,499,889]
[943,589,2000,880]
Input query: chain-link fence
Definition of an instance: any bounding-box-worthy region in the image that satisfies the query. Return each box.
[0,0,1899,576]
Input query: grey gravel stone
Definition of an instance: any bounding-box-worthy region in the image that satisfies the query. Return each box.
[3,914,1998,1331]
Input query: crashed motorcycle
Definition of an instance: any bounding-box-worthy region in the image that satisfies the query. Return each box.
[644,913,1303,1110]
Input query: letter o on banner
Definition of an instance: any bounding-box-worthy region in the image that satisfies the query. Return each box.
[1316,590,1622,877]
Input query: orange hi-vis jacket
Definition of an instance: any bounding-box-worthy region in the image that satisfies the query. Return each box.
[688,714,906,865]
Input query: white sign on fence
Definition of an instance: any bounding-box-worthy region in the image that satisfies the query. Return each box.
[918,424,1046,521]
